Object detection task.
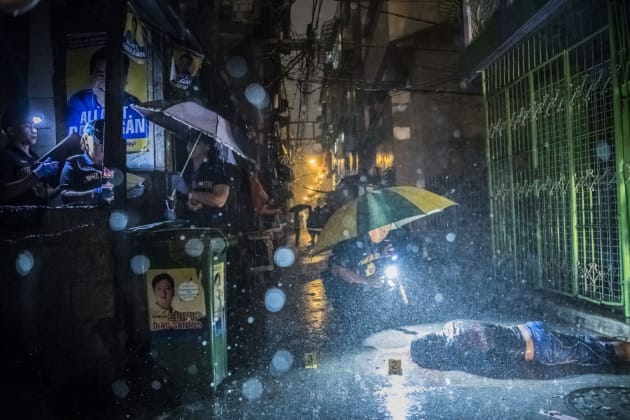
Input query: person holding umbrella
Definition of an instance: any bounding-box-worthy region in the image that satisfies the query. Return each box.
[171,134,230,227]
[328,223,397,287]
[316,186,457,323]
[288,203,311,247]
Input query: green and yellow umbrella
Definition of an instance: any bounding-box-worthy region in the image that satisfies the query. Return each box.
[312,186,457,254]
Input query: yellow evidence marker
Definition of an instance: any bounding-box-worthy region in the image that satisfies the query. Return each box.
[388,359,402,375]
[304,352,318,369]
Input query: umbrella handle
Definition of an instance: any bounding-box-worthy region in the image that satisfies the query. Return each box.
[166,131,202,202]
[164,199,176,221]
[178,131,203,177]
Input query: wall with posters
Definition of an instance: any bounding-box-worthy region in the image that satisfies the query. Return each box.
[65,32,154,170]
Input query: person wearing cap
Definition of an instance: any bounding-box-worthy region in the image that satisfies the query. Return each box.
[0,108,61,205]
[58,119,114,205]
[327,224,397,287]
[171,135,230,226]
[410,319,630,372]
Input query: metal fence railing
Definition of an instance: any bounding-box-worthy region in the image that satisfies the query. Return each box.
[482,0,630,318]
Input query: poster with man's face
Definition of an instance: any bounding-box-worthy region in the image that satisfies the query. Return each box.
[65,32,152,169]
[122,4,148,63]
[145,267,206,331]
[170,47,203,90]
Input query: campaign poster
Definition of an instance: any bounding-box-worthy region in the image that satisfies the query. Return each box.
[122,4,148,64]
[146,268,207,331]
[170,47,203,90]
[65,32,152,169]
[212,262,225,336]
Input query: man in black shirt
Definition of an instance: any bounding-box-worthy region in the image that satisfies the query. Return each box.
[172,135,230,227]
[0,108,60,205]
[411,319,630,370]
[328,224,397,287]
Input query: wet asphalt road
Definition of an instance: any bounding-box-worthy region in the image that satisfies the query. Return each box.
[132,247,630,420]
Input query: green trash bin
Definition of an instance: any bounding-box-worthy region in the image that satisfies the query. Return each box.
[125,222,234,393]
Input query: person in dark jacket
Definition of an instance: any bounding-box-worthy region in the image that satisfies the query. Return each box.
[0,108,60,205]
[59,119,114,205]
[171,135,230,227]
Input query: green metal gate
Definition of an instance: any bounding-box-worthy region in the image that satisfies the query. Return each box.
[482,0,630,318]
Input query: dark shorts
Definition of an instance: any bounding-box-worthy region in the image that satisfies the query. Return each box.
[525,321,617,366]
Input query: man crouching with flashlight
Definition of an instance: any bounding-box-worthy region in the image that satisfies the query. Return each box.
[328,224,396,287]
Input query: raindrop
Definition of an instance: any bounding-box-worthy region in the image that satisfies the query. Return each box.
[245,83,270,109]
[247,316,254,324]
[359,175,368,183]
[242,378,263,401]
[151,380,161,390]
[452,129,462,138]
[187,364,198,375]
[185,238,204,257]
[130,254,150,274]
[201,340,208,346]
[435,293,444,303]
[459,79,468,89]
[111,379,129,399]
[446,233,456,243]
[16,250,34,276]
[595,141,611,161]
[108,210,128,231]
[110,168,124,187]
[270,350,294,375]
[264,288,286,312]
[211,238,226,253]
[226,56,248,78]
[274,247,295,268]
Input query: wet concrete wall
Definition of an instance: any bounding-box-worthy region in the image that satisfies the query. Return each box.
[393,25,485,187]
[1,207,122,395]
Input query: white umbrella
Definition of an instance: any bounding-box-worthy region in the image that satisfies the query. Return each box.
[131,100,252,162]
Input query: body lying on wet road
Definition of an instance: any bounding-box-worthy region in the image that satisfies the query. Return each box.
[410,320,630,372]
